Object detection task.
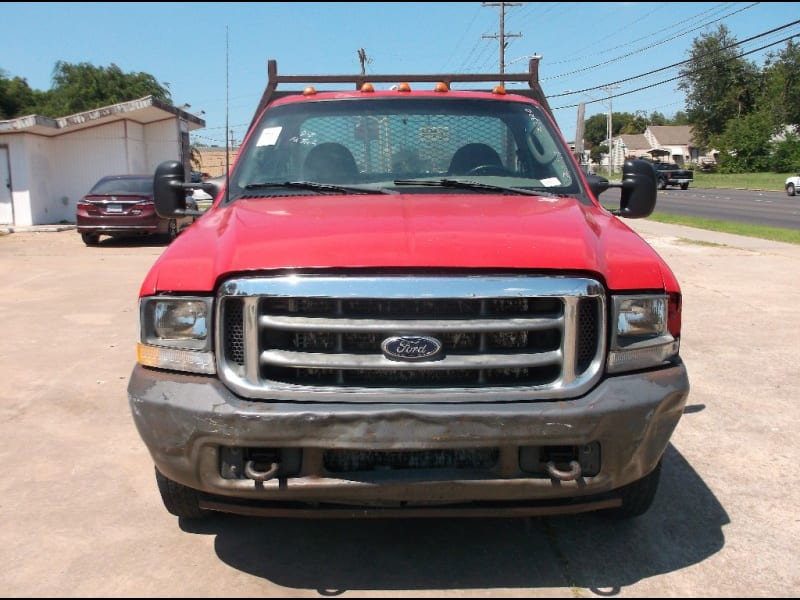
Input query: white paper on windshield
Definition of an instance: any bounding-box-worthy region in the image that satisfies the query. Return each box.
[540,177,561,187]
[256,126,282,147]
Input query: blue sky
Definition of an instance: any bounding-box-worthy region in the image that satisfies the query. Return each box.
[2,2,797,144]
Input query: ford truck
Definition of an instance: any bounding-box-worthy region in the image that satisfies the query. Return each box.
[128,59,689,520]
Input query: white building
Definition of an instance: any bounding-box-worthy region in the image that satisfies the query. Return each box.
[0,96,204,226]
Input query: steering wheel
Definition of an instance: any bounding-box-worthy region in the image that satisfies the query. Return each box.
[465,164,506,176]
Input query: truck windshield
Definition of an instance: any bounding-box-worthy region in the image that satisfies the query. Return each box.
[229,97,585,201]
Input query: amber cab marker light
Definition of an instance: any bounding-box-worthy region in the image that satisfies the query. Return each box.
[360,82,375,93]
[303,86,316,96]
[434,81,449,93]
[492,85,506,95]
[397,82,411,92]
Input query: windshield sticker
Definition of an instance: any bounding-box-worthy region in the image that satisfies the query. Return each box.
[256,127,282,147]
[540,177,561,187]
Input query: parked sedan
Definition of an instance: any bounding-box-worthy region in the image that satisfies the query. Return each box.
[76,175,196,246]
[76,174,196,245]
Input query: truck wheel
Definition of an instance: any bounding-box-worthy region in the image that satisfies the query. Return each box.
[680,182,689,190]
[155,467,210,519]
[658,178,667,190]
[81,232,100,246]
[788,183,796,197]
[606,460,662,519]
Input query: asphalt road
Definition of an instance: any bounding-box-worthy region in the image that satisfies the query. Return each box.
[1,225,798,597]
[604,186,800,229]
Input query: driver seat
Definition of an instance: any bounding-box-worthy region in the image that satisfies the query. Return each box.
[447,143,503,175]
[302,142,359,183]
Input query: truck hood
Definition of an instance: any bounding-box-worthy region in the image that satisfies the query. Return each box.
[141,193,672,294]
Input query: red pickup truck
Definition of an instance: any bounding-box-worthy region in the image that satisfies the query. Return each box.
[128,59,689,521]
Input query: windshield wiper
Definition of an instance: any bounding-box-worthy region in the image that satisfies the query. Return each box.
[393,178,561,198]
[244,181,391,195]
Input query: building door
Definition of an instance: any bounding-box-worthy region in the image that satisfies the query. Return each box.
[0,146,12,224]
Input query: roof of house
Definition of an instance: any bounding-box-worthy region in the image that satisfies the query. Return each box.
[647,125,693,146]
[618,134,650,151]
[0,96,205,137]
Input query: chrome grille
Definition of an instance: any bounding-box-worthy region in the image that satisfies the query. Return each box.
[216,276,606,402]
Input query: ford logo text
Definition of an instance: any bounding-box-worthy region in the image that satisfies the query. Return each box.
[381,335,443,362]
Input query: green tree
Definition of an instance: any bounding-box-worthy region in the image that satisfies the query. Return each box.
[678,24,760,149]
[589,143,608,165]
[584,113,608,146]
[584,111,645,145]
[669,111,690,126]
[771,133,800,172]
[714,109,773,173]
[0,69,38,118]
[618,111,649,134]
[647,111,668,126]
[761,40,800,129]
[27,61,171,117]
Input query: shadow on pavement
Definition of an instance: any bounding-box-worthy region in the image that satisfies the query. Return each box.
[94,234,173,247]
[180,444,727,595]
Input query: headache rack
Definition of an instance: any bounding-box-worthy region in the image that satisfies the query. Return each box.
[247,58,553,135]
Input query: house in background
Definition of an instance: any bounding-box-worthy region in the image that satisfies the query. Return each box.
[0,96,204,226]
[597,125,717,172]
[610,133,651,167]
[643,125,704,166]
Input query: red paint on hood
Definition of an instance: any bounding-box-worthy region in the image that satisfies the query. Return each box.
[140,193,674,295]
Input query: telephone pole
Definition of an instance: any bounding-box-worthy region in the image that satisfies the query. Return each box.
[482,2,522,76]
[600,85,619,175]
[357,48,371,76]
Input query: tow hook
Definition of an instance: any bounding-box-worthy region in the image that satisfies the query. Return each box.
[546,460,582,482]
[244,460,280,482]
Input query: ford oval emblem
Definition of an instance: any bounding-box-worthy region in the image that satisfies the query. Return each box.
[381,335,443,362]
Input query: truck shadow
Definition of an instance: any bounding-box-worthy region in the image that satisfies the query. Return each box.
[180,444,727,595]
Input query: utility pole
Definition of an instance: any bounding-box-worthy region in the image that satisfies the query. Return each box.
[574,102,586,167]
[482,2,522,76]
[357,48,371,76]
[600,85,619,175]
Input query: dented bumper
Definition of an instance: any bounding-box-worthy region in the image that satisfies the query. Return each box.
[128,362,689,506]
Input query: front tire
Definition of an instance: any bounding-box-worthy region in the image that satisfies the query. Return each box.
[606,460,662,519]
[166,219,178,242]
[680,182,689,190]
[155,468,210,519]
[788,183,796,197]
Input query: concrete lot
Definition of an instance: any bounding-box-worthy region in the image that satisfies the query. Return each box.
[0,222,798,597]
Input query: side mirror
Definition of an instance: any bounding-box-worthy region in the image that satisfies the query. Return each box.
[585,173,610,198]
[199,179,222,200]
[154,161,202,218]
[612,159,657,219]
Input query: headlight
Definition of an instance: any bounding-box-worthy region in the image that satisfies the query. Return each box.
[607,294,679,374]
[138,297,215,374]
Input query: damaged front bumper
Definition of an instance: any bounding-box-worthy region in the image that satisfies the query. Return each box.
[128,362,689,509]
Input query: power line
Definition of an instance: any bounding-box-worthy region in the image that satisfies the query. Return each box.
[545,2,735,66]
[441,3,483,70]
[550,31,800,111]
[542,2,761,81]
[551,18,800,99]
